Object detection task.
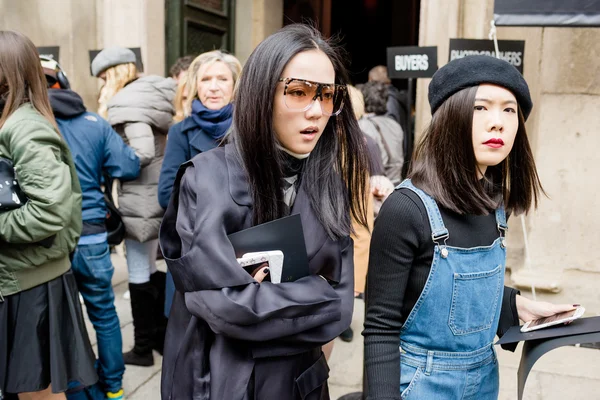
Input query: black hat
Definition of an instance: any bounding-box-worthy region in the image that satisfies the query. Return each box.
[428,55,533,121]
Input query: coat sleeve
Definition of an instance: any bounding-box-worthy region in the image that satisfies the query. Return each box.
[158,125,188,209]
[171,166,346,342]
[103,120,140,181]
[123,122,154,167]
[248,236,355,358]
[0,121,75,243]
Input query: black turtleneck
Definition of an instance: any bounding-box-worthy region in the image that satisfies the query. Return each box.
[280,151,306,178]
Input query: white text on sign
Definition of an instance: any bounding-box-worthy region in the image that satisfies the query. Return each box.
[450,50,522,67]
[395,55,429,72]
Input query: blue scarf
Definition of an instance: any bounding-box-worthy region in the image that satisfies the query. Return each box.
[190,99,233,139]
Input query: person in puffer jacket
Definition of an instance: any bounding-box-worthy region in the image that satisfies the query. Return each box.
[92,46,176,367]
[42,55,140,400]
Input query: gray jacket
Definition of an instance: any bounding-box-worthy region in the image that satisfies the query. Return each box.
[107,75,176,242]
[358,114,404,185]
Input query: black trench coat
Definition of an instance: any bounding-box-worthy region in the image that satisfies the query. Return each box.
[159,144,354,400]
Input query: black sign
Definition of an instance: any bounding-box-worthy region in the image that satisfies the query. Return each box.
[449,39,525,74]
[37,46,60,62]
[88,47,144,76]
[494,0,600,27]
[387,46,438,79]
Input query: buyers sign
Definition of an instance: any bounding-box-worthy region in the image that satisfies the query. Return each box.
[387,46,438,79]
[448,39,525,73]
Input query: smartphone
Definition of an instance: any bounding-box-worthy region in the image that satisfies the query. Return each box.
[236,250,284,283]
[520,306,585,333]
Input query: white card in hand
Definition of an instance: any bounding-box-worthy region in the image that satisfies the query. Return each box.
[237,250,284,283]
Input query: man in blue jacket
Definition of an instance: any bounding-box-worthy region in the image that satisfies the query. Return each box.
[42,56,140,400]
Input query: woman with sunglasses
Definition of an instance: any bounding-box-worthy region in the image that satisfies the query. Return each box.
[159,24,369,400]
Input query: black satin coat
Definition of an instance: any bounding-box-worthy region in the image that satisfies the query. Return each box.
[159,144,354,400]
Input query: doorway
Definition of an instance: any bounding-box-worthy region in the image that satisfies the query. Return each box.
[283,0,421,87]
[165,0,236,72]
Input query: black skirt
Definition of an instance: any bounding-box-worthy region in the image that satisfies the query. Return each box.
[0,270,97,396]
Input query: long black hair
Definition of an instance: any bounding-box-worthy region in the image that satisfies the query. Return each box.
[232,24,369,239]
[410,86,544,216]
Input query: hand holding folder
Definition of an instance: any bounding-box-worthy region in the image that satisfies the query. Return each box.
[228,214,310,283]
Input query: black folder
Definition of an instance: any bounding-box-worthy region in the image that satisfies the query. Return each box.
[495,316,600,346]
[495,316,600,400]
[227,214,309,282]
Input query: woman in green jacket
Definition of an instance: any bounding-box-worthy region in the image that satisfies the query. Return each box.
[0,31,96,400]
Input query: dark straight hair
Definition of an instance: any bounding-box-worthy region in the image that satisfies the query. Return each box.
[409,85,544,216]
[232,23,369,239]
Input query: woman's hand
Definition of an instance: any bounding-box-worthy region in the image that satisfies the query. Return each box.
[370,175,394,201]
[249,263,270,283]
[516,294,578,323]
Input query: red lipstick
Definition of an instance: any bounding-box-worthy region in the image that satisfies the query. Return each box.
[483,138,504,148]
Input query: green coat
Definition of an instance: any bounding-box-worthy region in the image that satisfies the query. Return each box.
[0,103,82,299]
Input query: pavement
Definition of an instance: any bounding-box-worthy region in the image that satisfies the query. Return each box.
[88,253,600,399]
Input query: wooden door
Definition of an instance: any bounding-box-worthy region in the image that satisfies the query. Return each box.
[166,0,235,70]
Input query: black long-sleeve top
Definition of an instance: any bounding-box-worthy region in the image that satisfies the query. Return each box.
[363,188,520,400]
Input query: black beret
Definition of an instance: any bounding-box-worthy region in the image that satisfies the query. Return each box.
[428,55,533,121]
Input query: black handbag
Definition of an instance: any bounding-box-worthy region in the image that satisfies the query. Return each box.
[0,157,55,248]
[103,174,126,245]
[0,157,27,211]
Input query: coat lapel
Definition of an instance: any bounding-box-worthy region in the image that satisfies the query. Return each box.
[188,126,219,156]
[290,186,328,264]
[290,182,342,284]
[225,144,252,207]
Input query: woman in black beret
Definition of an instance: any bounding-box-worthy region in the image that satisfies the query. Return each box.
[363,55,576,400]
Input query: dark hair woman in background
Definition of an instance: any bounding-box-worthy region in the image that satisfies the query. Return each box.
[0,30,96,400]
[159,24,369,400]
[364,56,576,400]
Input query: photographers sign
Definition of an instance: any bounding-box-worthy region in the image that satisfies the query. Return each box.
[449,39,525,73]
[387,46,438,79]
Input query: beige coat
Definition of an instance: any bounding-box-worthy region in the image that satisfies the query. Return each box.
[351,191,374,294]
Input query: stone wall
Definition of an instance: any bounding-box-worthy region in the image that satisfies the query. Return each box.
[0,0,166,112]
[0,0,101,110]
[235,0,284,64]
[525,28,600,275]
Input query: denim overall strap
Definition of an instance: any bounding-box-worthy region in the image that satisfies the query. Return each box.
[495,205,508,237]
[397,179,449,244]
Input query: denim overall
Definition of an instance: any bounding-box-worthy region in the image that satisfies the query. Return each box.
[398,180,507,400]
